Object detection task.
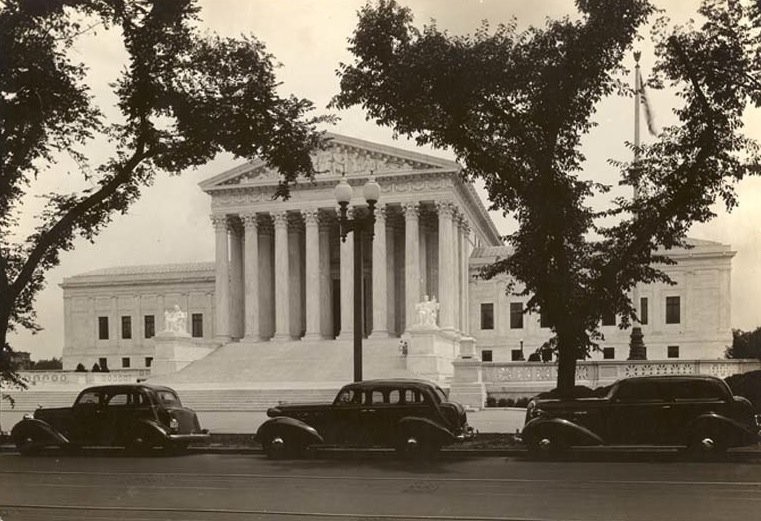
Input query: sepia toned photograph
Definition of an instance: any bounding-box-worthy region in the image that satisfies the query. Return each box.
[1,0,761,519]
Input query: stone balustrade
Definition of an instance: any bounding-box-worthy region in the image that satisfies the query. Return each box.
[450,358,761,408]
[5,369,151,389]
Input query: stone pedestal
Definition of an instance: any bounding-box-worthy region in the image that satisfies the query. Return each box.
[405,326,458,382]
[449,358,487,409]
[152,333,214,376]
[458,336,476,358]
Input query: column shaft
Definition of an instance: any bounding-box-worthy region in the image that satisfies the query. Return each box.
[437,202,455,329]
[259,223,275,339]
[272,211,291,341]
[303,209,322,340]
[404,203,420,331]
[288,219,304,339]
[370,206,389,338]
[319,219,334,338]
[242,214,260,341]
[212,215,231,342]
[229,221,245,339]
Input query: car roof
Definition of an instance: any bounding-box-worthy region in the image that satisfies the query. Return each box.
[77,383,178,394]
[341,379,440,390]
[618,375,723,384]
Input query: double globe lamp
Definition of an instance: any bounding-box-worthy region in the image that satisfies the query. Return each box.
[334,172,381,382]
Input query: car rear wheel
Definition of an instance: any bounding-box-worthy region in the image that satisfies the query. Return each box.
[125,428,158,455]
[395,433,441,460]
[687,428,727,460]
[527,431,567,460]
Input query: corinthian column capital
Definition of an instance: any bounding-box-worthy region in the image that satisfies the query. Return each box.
[271,211,289,228]
[435,200,455,218]
[402,202,419,220]
[302,208,320,226]
[210,214,229,231]
[240,213,259,229]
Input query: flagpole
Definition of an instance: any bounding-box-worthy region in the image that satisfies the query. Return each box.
[629,50,647,361]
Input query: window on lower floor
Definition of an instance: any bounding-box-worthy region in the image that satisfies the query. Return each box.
[145,357,153,368]
[640,297,649,325]
[511,349,524,361]
[98,357,108,370]
[121,357,130,368]
[510,302,523,329]
[480,303,494,330]
[98,317,109,340]
[144,315,155,339]
[121,316,132,340]
[666,296,681,324]
[481,350,493,362]
[667,345,680,359]
[603,347,615,360]
[192,313,203,338]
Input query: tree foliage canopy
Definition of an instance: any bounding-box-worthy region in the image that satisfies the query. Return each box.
[727,327,761,360]
[0,0,327,386]
[333,0,759,394]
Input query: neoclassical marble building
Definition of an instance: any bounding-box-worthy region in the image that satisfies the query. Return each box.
[60,134,735,376]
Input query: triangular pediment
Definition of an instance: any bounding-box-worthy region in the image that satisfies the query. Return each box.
[200,132,459,191]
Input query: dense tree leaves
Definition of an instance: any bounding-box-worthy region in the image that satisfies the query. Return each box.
[0,0,327,387]
[334,0,759,395]
[726,328,761,360]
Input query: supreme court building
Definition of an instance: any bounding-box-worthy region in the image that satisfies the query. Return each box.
[60,134,735,379]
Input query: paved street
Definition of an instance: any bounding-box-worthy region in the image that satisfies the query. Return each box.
[1,451,761,520]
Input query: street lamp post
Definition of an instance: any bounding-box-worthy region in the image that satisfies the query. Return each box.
[334,172,380,382]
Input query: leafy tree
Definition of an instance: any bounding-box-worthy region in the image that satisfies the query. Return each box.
[726,328,761,360]
[333,0,758,395]
[31,357,63,370]
[0,1,327,389]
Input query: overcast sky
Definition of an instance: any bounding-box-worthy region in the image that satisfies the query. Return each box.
[10,0,761,360]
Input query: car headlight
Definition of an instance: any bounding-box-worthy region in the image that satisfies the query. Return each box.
[169,418,179,433]
[755,414,761,428]
[23,413,34,420]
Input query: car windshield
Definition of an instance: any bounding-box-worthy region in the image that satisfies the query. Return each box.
[156,390,182,407]
[75,390,100,406]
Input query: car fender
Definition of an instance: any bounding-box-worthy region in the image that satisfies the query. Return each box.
[11,419,70,447]
[684,412,758,446]
[129,418,171,441]
[522,417,604,446]
[398,416,456,444]
[255,417,324,445]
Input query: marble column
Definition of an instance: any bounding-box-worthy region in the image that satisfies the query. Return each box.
[258,222,275,340]
[229,219,244,339]
[451,208,461,332]
[459,218,471,334]
[303,209,321,340]
[288,217,304,339]
[404,203,420,331]
[271,211,291,341]
[370,205,389,338]
[338,208,354,339]
[385,217,397,336]
[319,216,333,339]
[211,215,231,342]
[437,201,455,330]
[241,213,260,341]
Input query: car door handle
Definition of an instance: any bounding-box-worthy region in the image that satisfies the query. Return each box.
[361,409,376,413]
[661,405,672,410]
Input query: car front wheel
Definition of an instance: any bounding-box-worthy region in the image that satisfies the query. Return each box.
[16,435,41,456]
[262,434,305,459]
[527,431,567,460]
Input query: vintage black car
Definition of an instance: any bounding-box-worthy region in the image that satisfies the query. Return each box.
[11,383,209,455]
[521,375,761,456]
[255,379,474,458]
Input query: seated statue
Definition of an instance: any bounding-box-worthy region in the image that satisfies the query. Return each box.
[163,305,188,335]
[415,295,440,328]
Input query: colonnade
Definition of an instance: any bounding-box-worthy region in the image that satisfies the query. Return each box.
[210,201,473,343]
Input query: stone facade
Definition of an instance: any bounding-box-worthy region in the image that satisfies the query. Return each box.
[59,133,735,376]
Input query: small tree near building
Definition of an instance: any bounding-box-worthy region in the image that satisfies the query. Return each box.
[333,0,759,396]
[726,328,761,360]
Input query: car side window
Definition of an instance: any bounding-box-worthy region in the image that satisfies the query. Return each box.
[106,393,129,407]
[75,391,101,406]
[403,389,422,403]
[672,380,726,401]
[370,391,385,404]
[335,389,360,405]
[388,390,401,404]
[614,381,662,402]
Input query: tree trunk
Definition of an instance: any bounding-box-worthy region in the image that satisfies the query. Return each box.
[556,329,577,398]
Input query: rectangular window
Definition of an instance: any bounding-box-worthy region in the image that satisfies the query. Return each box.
[511,349,524,361]
[602,311,616,326]
[121,357,130,368]
[192,313,203,338]
[540,310,551,328]
[481,350,493,362]
[121,316,132,340]
[98,317,109,340]
[144,315,155,339]
[145,357,153,368]
[480,303,494,330]
[666,296,680,324]
[603,347,615,360]
[667,345,680,358]
[640,297,648,325]
[98,357,108,370]
[510,302,523,329]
